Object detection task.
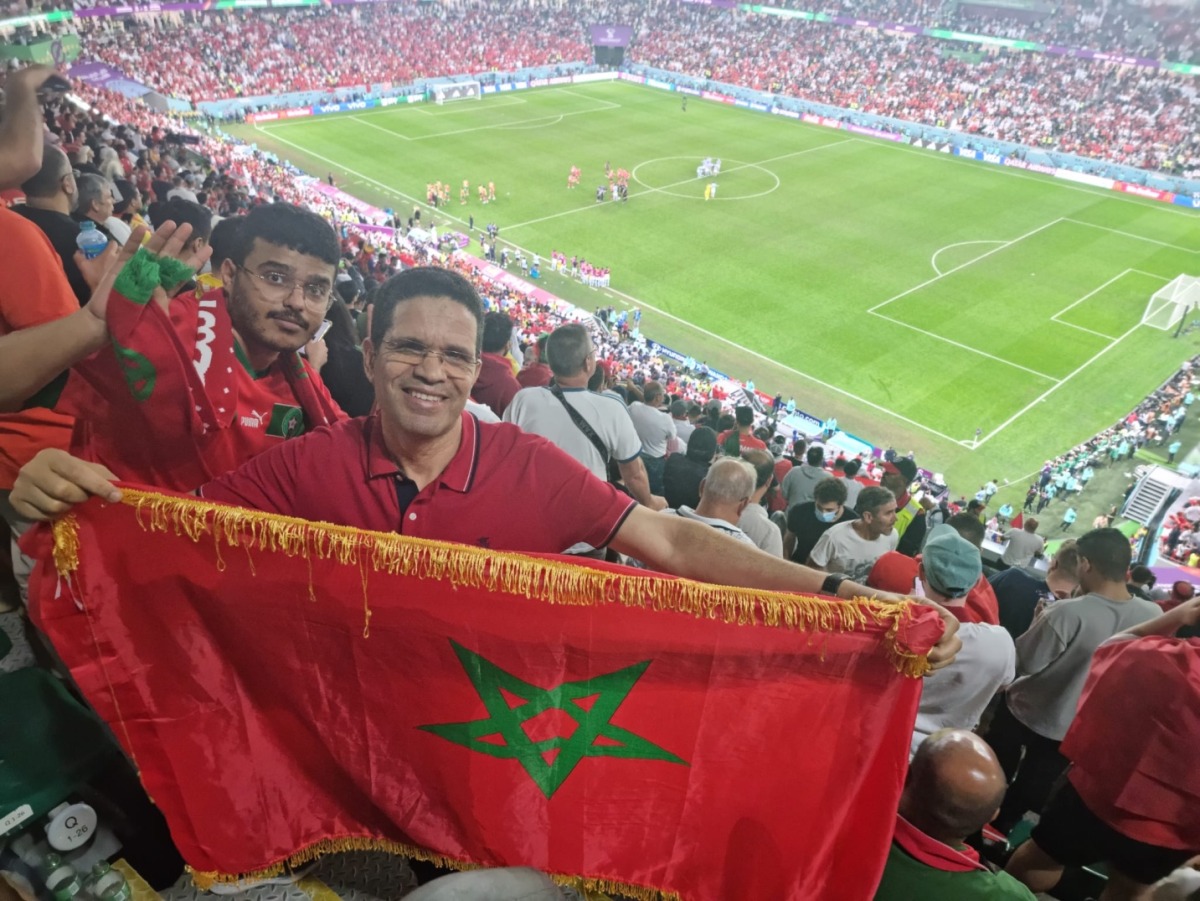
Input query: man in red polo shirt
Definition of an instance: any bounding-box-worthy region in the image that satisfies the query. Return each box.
[1005,598,1200,899]
[12,266,962,668]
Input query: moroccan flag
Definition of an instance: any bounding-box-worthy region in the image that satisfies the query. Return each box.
[1011,512,1024,530]
[29,490,941,900]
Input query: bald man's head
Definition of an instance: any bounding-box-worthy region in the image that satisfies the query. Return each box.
[900,730,1007,844]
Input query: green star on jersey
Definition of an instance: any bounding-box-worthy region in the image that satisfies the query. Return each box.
[420,640,687,798]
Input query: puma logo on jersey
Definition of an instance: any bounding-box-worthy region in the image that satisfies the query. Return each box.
[240,410,268,428]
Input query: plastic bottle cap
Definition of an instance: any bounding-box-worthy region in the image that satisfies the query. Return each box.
[45,802,97,851]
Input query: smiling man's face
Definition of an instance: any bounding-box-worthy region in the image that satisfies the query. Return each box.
[363,295,481,442]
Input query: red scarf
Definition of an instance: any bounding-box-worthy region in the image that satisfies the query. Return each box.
[892,815,986,873]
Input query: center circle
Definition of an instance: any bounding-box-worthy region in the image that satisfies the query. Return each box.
[631,156,780,200]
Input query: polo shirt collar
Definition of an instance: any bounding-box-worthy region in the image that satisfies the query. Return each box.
[364,411,480,494]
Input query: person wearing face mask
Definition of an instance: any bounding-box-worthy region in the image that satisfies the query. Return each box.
[807,486,899,582]
[783,477,857,565]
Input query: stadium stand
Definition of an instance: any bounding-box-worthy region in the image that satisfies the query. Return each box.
[1,2,1199,895]
[48,2,1195,175]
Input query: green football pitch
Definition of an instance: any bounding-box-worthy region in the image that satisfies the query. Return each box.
[233,80,1200,494]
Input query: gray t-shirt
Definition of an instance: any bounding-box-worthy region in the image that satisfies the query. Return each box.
[809,520,898,583]
[1006,592,1160,740]
[1001,529,1045,567]
[504,387,641,481]
[781,463,827,509]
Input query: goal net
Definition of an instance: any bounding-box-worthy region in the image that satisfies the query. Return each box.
[1142,275,1200,331]
[428,81,482,105]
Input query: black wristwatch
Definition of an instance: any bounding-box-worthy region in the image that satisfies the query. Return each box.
[821,573,849,597]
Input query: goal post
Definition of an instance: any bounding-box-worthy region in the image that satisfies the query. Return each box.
[1142,275,1200,331]
[427,81,482,106]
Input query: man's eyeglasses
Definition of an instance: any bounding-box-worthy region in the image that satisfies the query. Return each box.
[237,266,333,311]
[380,339,479,376]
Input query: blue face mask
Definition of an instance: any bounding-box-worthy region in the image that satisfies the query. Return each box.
[815,507,839,523]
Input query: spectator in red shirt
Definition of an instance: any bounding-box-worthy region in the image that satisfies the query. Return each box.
[61,203,344,491]
[516,333,552,389]
[718,405,767,456]
[470,311,521,418]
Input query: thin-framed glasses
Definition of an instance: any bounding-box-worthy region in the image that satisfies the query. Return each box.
[237,266,332,311]
[381,339,479,376]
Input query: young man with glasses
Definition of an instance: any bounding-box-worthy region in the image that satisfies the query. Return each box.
[58,202,346,491]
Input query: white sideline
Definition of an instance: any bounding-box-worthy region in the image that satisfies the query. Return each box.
[1048,270,1131,339]
[504,139,853,231]
[976,318,1143,447]
[857,138,1199,220]
[252,101,1183,452]
[868,217,1063,314]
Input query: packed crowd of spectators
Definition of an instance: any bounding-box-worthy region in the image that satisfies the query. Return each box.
[76,3,590,102]
[631,6,1198,176]
[2,41,1199,901]
[812,0,1197,63]
[45,0,1193,176]
[11,0,1196,66]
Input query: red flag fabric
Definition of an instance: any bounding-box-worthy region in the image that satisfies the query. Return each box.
[1011,512,1024,530]
[30,490,941,901]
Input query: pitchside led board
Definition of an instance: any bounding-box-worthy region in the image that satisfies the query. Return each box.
[590,23,631,66]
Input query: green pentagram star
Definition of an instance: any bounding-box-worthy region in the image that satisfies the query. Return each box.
[419,640,687,798]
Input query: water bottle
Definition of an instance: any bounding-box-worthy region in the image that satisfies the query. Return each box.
[41,853,89,901]
[75,221,108,261]
[88,861,131,901]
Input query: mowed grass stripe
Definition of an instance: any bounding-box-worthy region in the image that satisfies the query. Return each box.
[237,81,1200,492]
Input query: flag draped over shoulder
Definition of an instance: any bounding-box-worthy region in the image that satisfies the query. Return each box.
[29,490,941,901]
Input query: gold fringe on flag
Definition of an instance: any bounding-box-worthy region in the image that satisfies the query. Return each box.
[53,488,933,678]
[188,835,680,900]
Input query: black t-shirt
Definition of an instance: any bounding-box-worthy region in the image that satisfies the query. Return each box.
[786,502,857,564]
[151,178,173,202]
[321,345,374,418]
[662,455,708,511]
[13,205,88,304]
[989,567,1050,639]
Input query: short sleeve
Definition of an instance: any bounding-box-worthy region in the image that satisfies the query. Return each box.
[610,406,643,464]
[1014,606,1070,677]
[528,438,635,548]
[809,530,834,567]
[0,212,78,331]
